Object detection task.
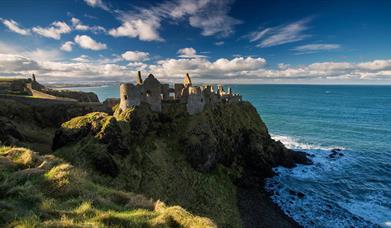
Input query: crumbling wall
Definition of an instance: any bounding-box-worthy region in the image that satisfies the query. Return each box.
[186,86,205,115]
[119,83,141,111]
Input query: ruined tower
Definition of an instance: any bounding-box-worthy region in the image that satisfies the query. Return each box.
[119,83,141,111]
[142,74,162,112]
[118,71,242,114]
[136,71,143,85]
[187,86,205,115]
[32,74,36,82]
[183,73,192,86]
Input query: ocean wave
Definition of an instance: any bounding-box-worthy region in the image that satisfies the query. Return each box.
[266,134,390,227]
[271,134,346,150]
[265,178,378,228]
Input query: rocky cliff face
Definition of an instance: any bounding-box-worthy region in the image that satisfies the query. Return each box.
[52,101,311,227]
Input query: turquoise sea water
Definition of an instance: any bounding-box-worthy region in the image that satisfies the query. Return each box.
[72,84,391,227]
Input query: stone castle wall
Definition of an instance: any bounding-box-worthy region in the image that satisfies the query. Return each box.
[119,71,242,115]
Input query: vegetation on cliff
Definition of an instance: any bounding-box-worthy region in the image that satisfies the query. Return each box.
[0,146,215,227]
[51,102,310,227]
[0,92,310,227]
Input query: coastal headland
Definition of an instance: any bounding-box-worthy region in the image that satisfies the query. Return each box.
[0,73,311,227]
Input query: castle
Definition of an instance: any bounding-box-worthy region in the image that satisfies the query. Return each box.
[119,72,242,115]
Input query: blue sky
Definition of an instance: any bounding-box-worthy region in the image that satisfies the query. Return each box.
[1,0,391,84]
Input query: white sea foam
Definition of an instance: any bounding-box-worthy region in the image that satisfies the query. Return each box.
[265,134,387,227]
[271,134,346,151]
[337,193,391,227]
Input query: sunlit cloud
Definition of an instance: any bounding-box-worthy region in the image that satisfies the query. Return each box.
[108,0,240,42]
[32,21,71,40]
[121,51,150,62]
[74,35,107,50]
[0,18,30,35]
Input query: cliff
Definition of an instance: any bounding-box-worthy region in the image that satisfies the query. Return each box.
[50,101,311,227]
[0,91,311,227]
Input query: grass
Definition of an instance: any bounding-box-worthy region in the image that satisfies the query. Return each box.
[0,146,216,227]
[1,100,270,227]
[54,105,244,227]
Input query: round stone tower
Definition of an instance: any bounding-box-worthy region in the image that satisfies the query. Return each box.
[119,83,141,111]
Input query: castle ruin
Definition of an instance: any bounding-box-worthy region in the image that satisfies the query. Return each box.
[119,72,242,115]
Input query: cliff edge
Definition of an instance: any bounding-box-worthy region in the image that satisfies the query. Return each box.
[50,101,311,227]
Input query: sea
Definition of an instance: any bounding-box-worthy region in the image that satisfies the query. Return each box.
[68,84,391,228]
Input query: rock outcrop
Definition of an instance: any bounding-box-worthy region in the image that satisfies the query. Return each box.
[52,101,311,227]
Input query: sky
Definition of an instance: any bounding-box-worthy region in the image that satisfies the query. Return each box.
[1,0,391,84]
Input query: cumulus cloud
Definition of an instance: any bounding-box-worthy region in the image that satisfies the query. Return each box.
[108,0,239,41]
[32,21,71,39]
[248,18,311,48]
[121,51,150,62]
[177,47,206,58]
[0,41,62,62]
[292,44,341,53]
[0,53,40,72]
[72,55,90,63]
[151,56,267,78]
[108,17,163,41]
[74,35,107,50]
[71,17,106,33]
[83,0,110,11]
[0,19,30,35]
[357,59,391,71]
[60,41,74,52]
[2,41,391,83]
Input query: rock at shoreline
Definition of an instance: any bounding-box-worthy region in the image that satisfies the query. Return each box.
[328,148,344,158]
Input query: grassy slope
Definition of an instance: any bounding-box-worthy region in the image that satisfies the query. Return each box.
[0,146,216,227]
[54,107,242,227]
[52,102,271,227]
[0,99,298,227]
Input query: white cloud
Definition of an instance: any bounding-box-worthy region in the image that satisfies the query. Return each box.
[72,55,90,62]
[0,53,40,72]
[187,0,241,36]
[32,21,71,39]
[248,28,271,42]
[214,41,224,46]
[151,56,266,78]
[121,51,150,62]
[60,41,74,52]
[177,47,206,58]
[83,0,110,11]
[71,17,106,33]
[2,41,391,83]
[108,0,239,41]
[1,19,30,35]
[357,59,391,71]
[27,49,62,62]
[108,18,163,41]
[292,44,341,53]
[0,41,61,62]
[248,18,311,48]
[74,35,107,51]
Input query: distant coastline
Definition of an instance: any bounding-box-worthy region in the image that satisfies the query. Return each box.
[46,82,118,89]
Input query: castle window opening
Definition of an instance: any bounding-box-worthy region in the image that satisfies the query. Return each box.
[124,95,128,100]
